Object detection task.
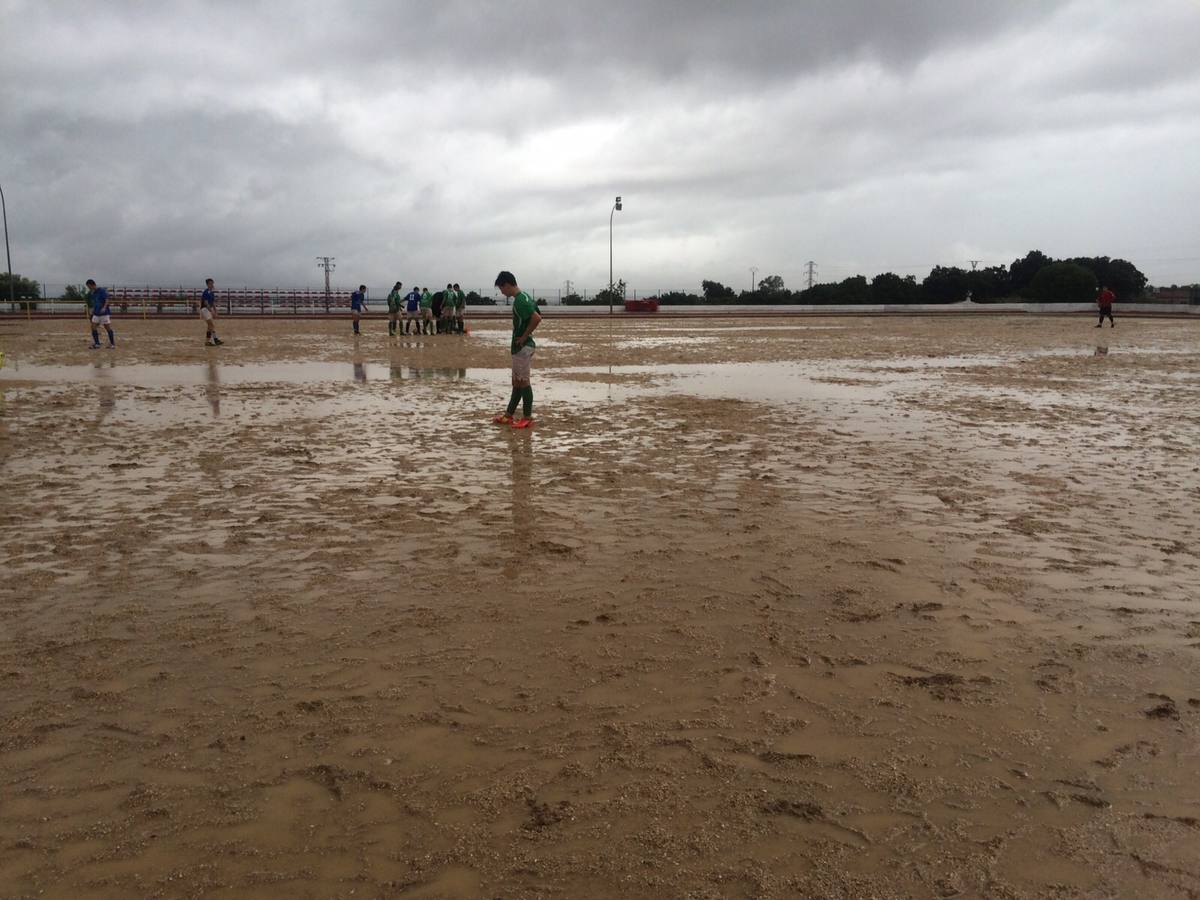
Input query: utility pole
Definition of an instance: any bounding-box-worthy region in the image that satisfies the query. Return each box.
[316,256,335,313]
[969,259,980,271]
[805,260,817,290]
[564,279,573,297]
[0,182,13,313]
[749,266,758,293]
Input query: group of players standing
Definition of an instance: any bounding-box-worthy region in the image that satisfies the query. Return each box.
[377,282,467,337]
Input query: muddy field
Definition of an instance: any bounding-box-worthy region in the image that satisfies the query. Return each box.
[1,314,1198,899]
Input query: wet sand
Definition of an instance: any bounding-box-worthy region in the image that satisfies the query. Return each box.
[1,315,1198,899]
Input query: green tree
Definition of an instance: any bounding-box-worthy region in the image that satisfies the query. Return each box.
[921,266,970,304]
[659,290,702,305]
[1029,261,1097,302]
[0,273,41,308]
[62,283,88,305]
[701,279,736,303]
[965,266,1011,302]
[798,283,838,305]
[758,274,785,294]
[870,272,920,304]
[834,275,870,304]
[1009,250,1054,297]
[1069,256,1147,301]
[595,279,626,306]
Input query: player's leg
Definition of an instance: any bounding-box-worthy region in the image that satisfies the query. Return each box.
[511,347,535,426]
[90,315,101,348]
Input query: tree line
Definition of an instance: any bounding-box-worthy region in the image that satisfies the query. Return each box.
[567,251,1158,306]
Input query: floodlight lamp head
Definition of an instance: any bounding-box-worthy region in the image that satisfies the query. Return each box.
[615,196,622,210]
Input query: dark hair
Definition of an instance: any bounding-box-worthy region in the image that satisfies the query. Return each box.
[359,284,366,291]
[205,277,214,284]
[494,271,516,287]
[446,283,453,289]
[86,279,96,287]
[453,283,460,289]
[393,281,402,289]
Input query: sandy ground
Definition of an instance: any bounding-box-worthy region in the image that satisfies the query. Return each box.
[1,313,1198,899]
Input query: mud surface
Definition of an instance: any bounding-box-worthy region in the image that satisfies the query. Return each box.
[2,315,1199,898]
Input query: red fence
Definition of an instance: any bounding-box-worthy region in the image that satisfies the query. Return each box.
[105,288,358,314]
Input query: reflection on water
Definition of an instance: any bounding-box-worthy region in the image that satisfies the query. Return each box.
[0,361,480,386]
[507,432,534,575]
[1094,345,1109,357]
[205,358,221,416]
[94,362,115,424]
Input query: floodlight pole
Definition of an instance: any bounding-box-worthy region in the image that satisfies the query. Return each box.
[0,182,13,313]
[609,195,622,315]
[750,266,758,294]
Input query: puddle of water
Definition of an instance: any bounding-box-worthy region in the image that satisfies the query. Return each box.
[0,361,481,386]
[554,362,905,404]
[613,336,720,349]
[469,332,574,349]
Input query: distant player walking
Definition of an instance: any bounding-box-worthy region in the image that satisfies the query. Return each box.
[386,281,404,336]
[493,271,541,429]
[350,284,367,334]
[86,279,115,349]
[201,278,223,346]
[1096,285,1115,328]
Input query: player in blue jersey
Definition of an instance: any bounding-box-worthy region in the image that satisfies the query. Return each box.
[85,279,115,349]
[403,286,421,334]
[201,278,223,346]
[350,284,367,334]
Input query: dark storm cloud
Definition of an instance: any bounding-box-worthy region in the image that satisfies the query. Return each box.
[1,0,1198,291]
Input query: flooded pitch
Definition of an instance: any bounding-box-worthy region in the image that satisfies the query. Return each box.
[1,315,1198,898]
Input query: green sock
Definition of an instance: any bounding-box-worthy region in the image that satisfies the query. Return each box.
[505,388,521,416]
[522,386,533,418]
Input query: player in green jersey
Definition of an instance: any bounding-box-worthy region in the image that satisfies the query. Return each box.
[492,270,541,429]
[440,283,455,334]
[452,282,466,334]
[386,281,404,336]
[419,288,433,334]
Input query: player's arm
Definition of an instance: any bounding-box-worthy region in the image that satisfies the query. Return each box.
[516,310,542,346]
[515,313,541,347]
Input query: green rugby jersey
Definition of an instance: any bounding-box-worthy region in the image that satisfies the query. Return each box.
[511,291,538,354]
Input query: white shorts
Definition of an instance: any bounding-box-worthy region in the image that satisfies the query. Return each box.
[91,314,111,325]
[421,308,433,320]
[200,307,214,321]
[512,345,535,380]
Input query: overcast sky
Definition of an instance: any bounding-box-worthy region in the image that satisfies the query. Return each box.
[2,0,1198,295]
